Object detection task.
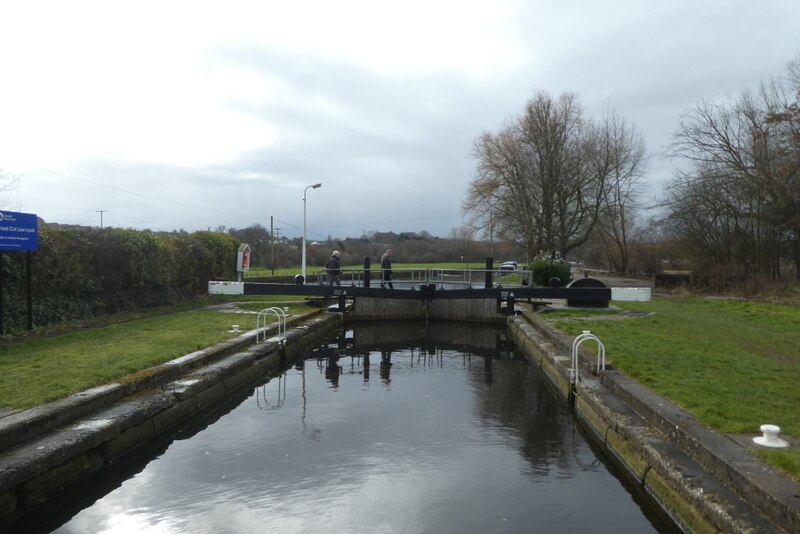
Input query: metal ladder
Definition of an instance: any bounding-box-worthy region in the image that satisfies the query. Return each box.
[256,307,288,343]
[570,330,606,394]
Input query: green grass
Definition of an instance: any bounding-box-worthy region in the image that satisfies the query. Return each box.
[0,296,314,409]
[541,308,624,319]
[546,296,800,480]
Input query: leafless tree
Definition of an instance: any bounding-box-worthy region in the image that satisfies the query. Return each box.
[448,225,476,260]
[465,91,646,263]
[593,111,648,272]
[667,55,800,279]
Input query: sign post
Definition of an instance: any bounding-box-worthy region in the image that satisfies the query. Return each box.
[0,211,39,333]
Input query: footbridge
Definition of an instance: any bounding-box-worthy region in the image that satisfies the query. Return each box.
[210,263,650,322]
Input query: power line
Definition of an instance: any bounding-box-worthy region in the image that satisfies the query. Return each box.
[272,212,462,233]
[322,213,461,229]
[32,167,464,234]
[36,167,229,214]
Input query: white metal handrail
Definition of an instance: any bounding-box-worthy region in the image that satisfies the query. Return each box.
[570,330,606,390]
[429,268,533,289]
[316,267,430,287]
[256,306,288,343]
[309,267,535,289]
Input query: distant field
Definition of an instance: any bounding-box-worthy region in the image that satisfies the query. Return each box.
[246,262,505,278]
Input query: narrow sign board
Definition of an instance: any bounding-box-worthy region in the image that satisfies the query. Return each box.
[0,211,38,251]
[0,210,38,333]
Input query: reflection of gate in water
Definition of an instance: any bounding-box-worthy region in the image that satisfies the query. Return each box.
[302,321,519,388]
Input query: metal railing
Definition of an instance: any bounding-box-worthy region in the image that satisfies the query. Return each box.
[313,267,533,289]
[429,268,532,289]
[316,267,429,286]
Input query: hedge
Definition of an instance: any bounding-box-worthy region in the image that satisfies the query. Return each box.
[0,225,239,332]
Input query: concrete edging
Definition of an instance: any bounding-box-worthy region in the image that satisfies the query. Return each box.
[0,310,320,454]
[508,312,800,533]
[0,311,342,526]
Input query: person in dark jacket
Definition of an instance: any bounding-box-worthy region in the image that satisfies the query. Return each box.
[325,250,342,287]
[380,249,393,289]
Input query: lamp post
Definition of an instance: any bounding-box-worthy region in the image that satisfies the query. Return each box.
[302,182,322,282]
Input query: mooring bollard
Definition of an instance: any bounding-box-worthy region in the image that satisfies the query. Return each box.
[484,257,493,288]
[753,424,789,448]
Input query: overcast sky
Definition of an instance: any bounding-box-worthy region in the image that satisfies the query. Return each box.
[1,1,798,240]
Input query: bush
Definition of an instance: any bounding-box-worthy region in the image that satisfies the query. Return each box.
[1,226,240,333]
[530,254,572,287]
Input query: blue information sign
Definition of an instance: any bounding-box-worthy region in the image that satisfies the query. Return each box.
[0,211,38,251]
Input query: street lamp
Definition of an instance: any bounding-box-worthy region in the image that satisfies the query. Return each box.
[302,182,322,282]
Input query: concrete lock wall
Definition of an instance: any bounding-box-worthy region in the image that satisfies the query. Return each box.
[350,297,506,322]
[0,312,342,528]
[507,311,800,534]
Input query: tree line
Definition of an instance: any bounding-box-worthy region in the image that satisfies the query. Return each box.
[465,54,800,286]
[665,57,800,285]
[226,226,525,272]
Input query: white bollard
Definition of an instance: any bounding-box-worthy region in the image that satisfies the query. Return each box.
[753,424,788,448]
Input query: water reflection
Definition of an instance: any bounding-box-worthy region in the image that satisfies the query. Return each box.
[379,350,391,383]
[255,373,286,411]
[37,321,668,534]
[324,355,341,388]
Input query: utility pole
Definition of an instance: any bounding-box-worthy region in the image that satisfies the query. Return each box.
[97,210,107,229]
[270,216,274,275]
[273,228,282,275]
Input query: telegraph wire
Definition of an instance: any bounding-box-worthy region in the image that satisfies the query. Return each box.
[33,167,463,235]
[36,167,229,214]
[320,213,461,230]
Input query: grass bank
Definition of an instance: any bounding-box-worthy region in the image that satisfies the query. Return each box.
[0,296,314,409]
[545,296,800,480]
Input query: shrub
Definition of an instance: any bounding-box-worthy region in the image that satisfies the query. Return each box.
[1,226,240,333]
[530,253,572,287]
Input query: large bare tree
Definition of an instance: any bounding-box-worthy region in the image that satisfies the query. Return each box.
[464,91,646,263]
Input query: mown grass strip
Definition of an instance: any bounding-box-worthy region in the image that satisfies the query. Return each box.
[546,296,800,479]
[0,297,314,409]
